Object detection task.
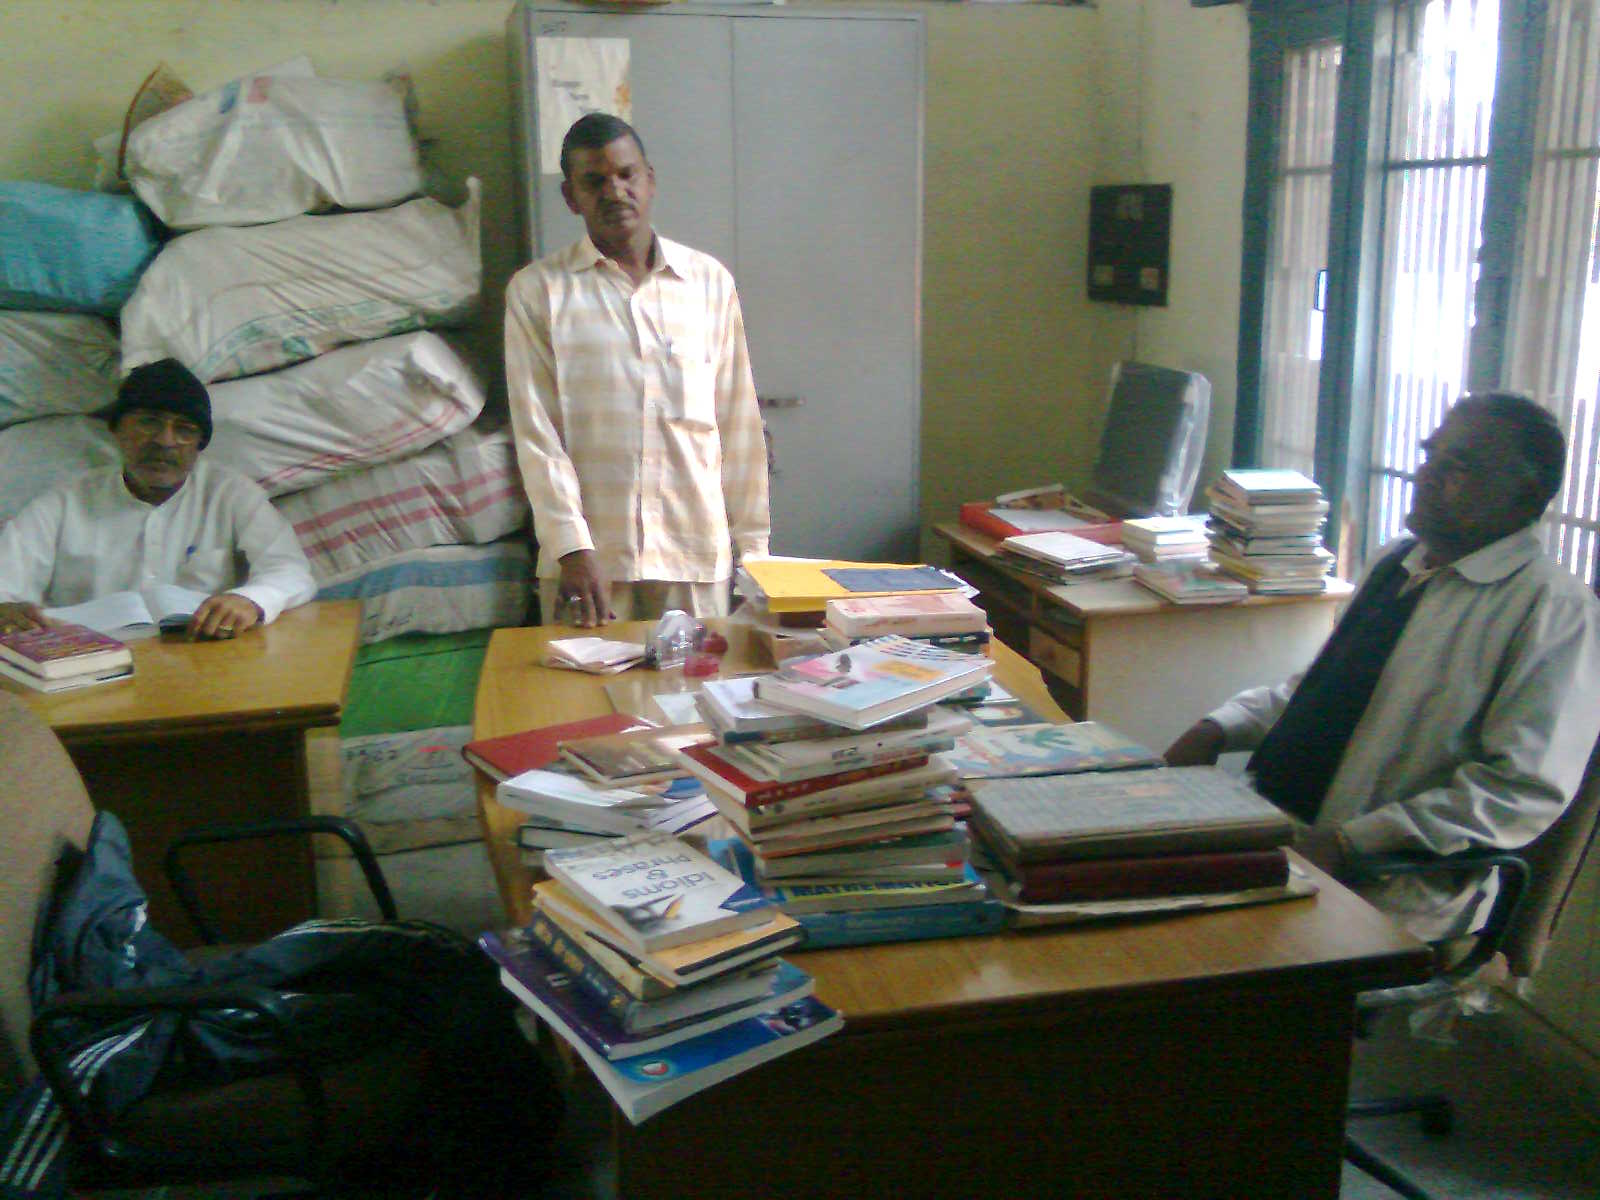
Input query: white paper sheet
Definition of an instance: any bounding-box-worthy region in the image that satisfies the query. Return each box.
[536,37,632,175]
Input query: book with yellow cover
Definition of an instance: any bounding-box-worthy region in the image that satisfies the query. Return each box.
[740,558,962,614]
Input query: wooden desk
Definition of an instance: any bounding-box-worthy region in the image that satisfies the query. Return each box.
[936,521,1355,750]
[22,600,361,944]
[474,621,1430,1199]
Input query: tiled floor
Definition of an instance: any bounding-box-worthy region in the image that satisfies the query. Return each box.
[357,841,1600,1200]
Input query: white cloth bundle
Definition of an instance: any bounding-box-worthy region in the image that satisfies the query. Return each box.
[120,180,481,382]
[124,58,424,230]
[273,421,528,581]
[0,415,121,525]
[0,312,120,429]
[203,332,486,498]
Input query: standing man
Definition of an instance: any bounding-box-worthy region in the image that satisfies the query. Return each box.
[505,112,770,627]
[0,358,315,640]
[1165,394,1600,941]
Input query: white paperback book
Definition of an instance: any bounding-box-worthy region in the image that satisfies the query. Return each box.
[496,768,665,836]
[543,830,776,952]
[45,584,212,639]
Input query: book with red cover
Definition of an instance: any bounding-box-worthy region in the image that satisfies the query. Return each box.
[0,622,132,680]
[995,843,1290,903]
[463,712,650,782]
[958,501,1124,547]
[676,743,930,810]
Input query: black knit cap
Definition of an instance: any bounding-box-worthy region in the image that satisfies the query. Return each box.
[110,359,212,449]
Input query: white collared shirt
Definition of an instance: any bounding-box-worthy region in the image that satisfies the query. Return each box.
[504,233,770,583]
[1208,529,1600,939]
[0,459,316,624]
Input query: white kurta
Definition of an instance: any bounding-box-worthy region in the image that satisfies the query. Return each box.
[0,460,316,624]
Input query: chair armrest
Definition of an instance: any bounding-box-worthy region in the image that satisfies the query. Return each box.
[1344,849,1531,982]
[29,981,328,1169]
[165,815,397,944]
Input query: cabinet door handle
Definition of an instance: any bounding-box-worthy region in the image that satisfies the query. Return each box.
[757,394,804,410]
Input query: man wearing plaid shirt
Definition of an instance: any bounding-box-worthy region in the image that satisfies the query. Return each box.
[506,113,770,627]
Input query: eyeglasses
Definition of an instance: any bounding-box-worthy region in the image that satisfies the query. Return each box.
[123,412,203,445]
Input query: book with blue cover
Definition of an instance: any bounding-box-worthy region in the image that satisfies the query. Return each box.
[709,837,1006,946]
[939,721,1162,780]
[503,949,843,1123]
[479,929,815,1060]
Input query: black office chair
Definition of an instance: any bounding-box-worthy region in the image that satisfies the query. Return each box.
[0,690,560,1198]
[1339,734,1600,1200]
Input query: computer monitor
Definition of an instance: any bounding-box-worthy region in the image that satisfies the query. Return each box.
[1081,361,1211,518]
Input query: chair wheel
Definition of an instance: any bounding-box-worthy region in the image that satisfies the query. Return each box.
[1420,1101,1453,1137]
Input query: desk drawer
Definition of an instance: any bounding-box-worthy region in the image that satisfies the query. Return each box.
[1028,627,1081,687]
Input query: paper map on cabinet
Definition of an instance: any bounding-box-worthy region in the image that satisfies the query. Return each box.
[536,37,632,174]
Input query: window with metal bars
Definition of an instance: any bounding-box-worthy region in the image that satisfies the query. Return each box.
[1238,0,1599,583]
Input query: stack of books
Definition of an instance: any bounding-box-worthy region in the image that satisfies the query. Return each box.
[967,766,1295,909]
[1205,468,1335,594]
[466,714,717,858]
[1118,515,1209,563]
[0,622,134,693]
[820,592,991,657]
[1131,560,1250,606]
[995,530,1137,584]
[481,831,839,1123]
[676,640,1007,945]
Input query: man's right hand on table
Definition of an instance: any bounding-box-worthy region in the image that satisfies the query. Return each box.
[557,549,614,628]
[0,602,47,635]
[1163,718,1226,766]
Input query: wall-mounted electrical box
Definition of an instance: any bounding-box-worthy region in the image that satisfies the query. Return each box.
[1087,183,1172,307]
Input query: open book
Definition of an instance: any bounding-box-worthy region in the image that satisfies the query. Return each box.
[44,584,212,640]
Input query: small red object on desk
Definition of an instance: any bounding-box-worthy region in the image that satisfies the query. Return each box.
[700,631,728,655]
[683,651,721,677]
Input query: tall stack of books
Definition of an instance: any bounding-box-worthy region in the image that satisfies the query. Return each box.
[481,830,840,1124]
[465,714,717,859]
[0,622,133,693]
[677,638,1007,945]
[1205,468,1335,594]
[995,529,1137,584]
[967,766,1295,909]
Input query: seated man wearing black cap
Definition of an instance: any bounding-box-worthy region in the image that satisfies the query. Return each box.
[1164,393,1600,941]
[0,358,315,640]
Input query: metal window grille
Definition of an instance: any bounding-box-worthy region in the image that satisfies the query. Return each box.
[1365,0,1502,558]
[1261,41,1344,476]
[1504,0,1600,583]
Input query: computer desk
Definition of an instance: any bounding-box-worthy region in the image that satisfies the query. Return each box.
[20,599,361,944]
[474,620,1430,1199]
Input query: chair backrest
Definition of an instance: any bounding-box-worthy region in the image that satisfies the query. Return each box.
[1082,361,1211,518]
[0,692,94,1097]
[1502,734,1600,978]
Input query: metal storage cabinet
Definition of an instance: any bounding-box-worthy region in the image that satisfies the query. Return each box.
[508,2,924,561]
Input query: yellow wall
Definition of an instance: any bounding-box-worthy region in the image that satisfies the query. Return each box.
[0,0,1248,549]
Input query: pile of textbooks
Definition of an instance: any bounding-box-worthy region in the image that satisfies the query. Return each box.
[0,621,133,693]
[480,830,839,1123]
[995,529,1137,584]
[466,714,718,858]
[967,766,1300,921]
[819,592,991,657]
[1205,468,1335,594]
[676,637,1009,945]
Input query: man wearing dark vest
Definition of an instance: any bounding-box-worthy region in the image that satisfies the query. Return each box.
[1165,393,1600,940]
